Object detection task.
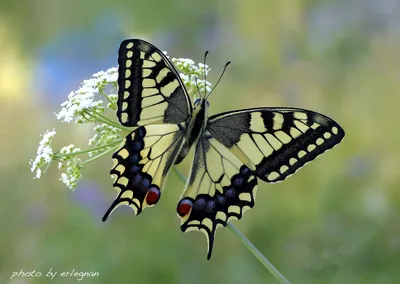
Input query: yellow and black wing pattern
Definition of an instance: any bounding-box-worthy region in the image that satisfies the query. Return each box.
[208,107,345,183]
[116,39,192,127]
[103,39,191,220]
[177,134,258,259]
[177,107,344,258]
[103,124,186,221]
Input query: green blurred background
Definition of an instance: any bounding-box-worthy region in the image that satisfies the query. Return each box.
[1,0,399,283]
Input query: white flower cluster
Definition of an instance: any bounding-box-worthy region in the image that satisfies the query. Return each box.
[31,51,212,190]
[57,145,82,190]
[92,67,118,83]
[172,58,212,95]
[30,129,56,179]
[88,124,122,157]
[58,144,81,163]
[59,162,81,190]
[55,67,118,123]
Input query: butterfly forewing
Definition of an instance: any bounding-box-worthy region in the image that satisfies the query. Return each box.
[103,124,186,220]
[177,133,258,259]
[208,107,345,183]
[117,39,192,127]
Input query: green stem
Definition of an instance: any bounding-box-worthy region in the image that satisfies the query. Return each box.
[54,140,123,159]
[173,166,290,284]
[173,166,188,184]
[80,144,120,166]
[226,224,291,284]
[84,109,131,132]
[99,89,117,109]
[91,112,121,129]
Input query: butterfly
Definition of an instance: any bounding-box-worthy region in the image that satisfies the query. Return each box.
[102,39,345,259]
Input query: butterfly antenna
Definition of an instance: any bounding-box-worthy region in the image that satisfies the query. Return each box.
[203,51,209,98]
[206,61,231,100]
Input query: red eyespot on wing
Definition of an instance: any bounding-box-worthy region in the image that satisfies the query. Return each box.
[177,198,193,217]
[145,186,160,205]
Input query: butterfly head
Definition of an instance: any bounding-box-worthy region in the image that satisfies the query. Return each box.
[193,97,210,109]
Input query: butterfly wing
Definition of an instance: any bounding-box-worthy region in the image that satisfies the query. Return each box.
[207,107,345,182]
[104,39,192,220]
[103,124,185,220]
[117,39,192,126]
[176,133,258,259]
[177,107,344,258]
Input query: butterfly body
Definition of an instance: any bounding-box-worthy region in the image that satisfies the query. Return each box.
[103,39,345,259]
[175,98,208,164]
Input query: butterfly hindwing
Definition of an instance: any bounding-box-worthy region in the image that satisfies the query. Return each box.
[177,133,258,259]
[103,124,185,220]
[117,39,192,126]
[208,107,345,183]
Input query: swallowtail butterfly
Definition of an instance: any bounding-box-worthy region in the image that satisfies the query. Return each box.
[102,39,345,259]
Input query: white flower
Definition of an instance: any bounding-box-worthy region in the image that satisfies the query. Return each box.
[106,67,118,73]
[35,168,42,179]
[56,88,105,123]
[55,145,83,190]
[59,144,81,158]
[107,72,118,83]
[88,124,122,157]
[93,67,118,84]
[55,67,119,124]
[59,160,81,190]
[93,70,106,78]
[172,57,212,96]
[198,63,210,76]
[82,78,99,89]
[30,129,56,179]
[107,94,118,110]
[179,73,189,84]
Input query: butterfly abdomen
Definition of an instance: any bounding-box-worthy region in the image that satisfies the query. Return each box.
[175,100,208,164]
